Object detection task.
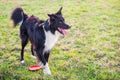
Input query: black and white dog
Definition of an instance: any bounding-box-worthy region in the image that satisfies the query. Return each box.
[11,7,70,75]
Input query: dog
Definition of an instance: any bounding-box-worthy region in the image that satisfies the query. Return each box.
[11,7,70,75]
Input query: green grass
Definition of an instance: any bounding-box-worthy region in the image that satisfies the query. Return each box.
[0,0,120,80]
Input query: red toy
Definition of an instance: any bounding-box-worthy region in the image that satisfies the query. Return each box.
[29,65,42,71]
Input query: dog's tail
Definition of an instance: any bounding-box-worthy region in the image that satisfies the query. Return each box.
[11,7,28,27]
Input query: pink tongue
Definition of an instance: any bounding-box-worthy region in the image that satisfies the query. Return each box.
[62,29,67,35]
[58,28,67,35]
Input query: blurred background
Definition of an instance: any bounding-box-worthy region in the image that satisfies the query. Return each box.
[0,0,120,80]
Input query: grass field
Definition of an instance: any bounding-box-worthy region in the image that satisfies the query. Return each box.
[0,0,120,80]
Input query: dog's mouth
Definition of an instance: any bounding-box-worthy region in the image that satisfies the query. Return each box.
[58,28,67,35]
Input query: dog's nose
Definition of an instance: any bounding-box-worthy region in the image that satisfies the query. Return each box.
[68,25,71,29]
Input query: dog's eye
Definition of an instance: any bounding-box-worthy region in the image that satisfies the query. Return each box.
[59,20,63,23]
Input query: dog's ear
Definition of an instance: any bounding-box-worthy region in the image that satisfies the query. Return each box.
[56,7,63,15]
[48,14,53,17]
[48,14,56,19]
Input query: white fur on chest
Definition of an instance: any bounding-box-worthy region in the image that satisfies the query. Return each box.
[44,30,60,52]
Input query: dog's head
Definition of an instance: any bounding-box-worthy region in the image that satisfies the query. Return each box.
[48,7,70,35]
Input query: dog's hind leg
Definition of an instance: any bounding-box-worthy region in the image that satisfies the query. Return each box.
[20,35,28,64]
[31,45,36,58]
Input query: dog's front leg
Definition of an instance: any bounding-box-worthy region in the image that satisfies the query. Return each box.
[35,49,51,75]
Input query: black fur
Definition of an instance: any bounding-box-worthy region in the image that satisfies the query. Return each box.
[11,7,70,74]
[11,8,45,61]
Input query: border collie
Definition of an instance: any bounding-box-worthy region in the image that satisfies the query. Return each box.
[11,7,70,75]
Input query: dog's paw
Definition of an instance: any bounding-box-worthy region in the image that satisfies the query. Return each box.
[43,68,51,76]
[31,55,36,59]
[20,60,24,64]
[43,63,51,76]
